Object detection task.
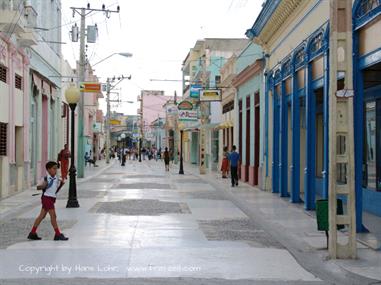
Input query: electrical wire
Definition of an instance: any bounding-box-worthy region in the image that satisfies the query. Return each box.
[5,1,25,40]
[48,2,119,32]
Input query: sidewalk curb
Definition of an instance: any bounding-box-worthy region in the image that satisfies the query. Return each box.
[0,160,116,221]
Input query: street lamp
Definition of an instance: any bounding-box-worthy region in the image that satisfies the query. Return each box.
[179,130,184,174]
[65,83,80,208]
[121,133,126,166]
[93,52,133,67]
[139,138,142,162]
[178,122,185,175]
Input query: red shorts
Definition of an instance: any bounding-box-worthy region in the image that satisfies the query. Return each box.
[41,196,56,211]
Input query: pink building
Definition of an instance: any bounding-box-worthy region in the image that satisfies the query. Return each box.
[139,90,173,145]
[0,34,30,197]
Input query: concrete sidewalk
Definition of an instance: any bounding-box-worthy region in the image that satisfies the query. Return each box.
[0,159,116,221]
[0,160,322,284]
[180,162,381,282]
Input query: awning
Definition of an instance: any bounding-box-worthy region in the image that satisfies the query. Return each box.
[183,122,220,132]
[215,120,234,130]
[183,123,200,132]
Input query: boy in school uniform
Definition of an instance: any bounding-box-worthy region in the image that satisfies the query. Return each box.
[27,161,69,241]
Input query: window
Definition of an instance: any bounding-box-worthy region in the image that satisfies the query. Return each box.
[215,75,221,85]
[0,123,7,156]
[0,65,7,83]
[356,0,380,19]
[294,47,306,68]
[363,100,381,191]
[310,33,323,55]
[15,74,22,90]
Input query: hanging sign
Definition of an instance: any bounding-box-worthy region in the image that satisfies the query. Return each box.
[80,82,101,93]
[177,100,193,110]
[109,119,121,125]
[190,84,202,98]
[179,110,198,122]
[200,89,221,101]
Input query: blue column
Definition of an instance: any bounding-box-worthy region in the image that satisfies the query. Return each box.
[353,31,367,232]
[272,84,280,193]
[280,80,289,197]
[322,51,329,199]
[291,71,301,203]
[265,73,270,177]
[304,62,316,210]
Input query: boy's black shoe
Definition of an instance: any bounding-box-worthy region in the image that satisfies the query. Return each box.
[54,233,69,241]
[27,232,42,240]
[236,182,239,186]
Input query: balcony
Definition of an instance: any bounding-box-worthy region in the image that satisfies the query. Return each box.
[0,0,27,35]
[0,0,38,47]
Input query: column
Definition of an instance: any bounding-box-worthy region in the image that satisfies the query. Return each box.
[322,51,329,199]
[272,83,280,193]
[280,80,289,197]
[249,92,255,185]
[353,32,366,232]
[22,58,30,188]
[241,96,247,181]
[291,68,301,203]
[304,61,316,210]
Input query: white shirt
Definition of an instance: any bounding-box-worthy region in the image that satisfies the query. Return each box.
[40,174,59,198]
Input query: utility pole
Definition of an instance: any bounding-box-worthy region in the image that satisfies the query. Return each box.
[105,76,131,164]
[70,4,120,177]
[139,91,143,162]
[77,7,86,178]
[328,0,356,259]
[105,78,111,164]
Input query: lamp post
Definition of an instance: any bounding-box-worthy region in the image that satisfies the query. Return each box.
[179,129,184,175]
[139,138,142,162]
[121,133,126,166]
[65,84,80,208]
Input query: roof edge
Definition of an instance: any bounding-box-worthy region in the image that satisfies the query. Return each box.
[245,0,281,39]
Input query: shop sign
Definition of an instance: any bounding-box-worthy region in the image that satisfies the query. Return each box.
[190,84,202,98]
[179,110,198,122]
[80,82,101,93]
[200,89,221,101]
[177,100,193,110]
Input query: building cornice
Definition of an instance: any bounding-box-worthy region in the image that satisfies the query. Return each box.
[246,0,281,39]
[232,59,264,88]
[246,0,305,45]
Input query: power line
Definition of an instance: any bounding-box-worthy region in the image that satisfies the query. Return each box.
[5,1,25,40]
[48,2,119,32]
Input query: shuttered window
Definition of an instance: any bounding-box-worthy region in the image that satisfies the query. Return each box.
[0,65,7,83]
[0,123,7,156]
[15,74,22,90]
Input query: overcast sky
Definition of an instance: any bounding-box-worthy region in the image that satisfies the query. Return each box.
[61,0,262,115]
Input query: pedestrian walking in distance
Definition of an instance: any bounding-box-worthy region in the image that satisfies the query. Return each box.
[28,161,69,241]
[57,144,70,180]
[229,145,240,187]
[221,146,229,178]
[164,147,170,171]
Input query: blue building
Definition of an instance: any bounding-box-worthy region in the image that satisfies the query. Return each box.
[245,0,381,232]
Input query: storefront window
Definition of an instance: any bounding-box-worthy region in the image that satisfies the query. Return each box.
[364,101,381,191]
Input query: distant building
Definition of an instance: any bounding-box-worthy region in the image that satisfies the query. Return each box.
[181,38,248,171]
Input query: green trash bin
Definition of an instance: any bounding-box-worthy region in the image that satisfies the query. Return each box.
[316,199,344,231]
[316,199,344,249]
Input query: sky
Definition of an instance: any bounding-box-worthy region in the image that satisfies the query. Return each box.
[61,0,262,115]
